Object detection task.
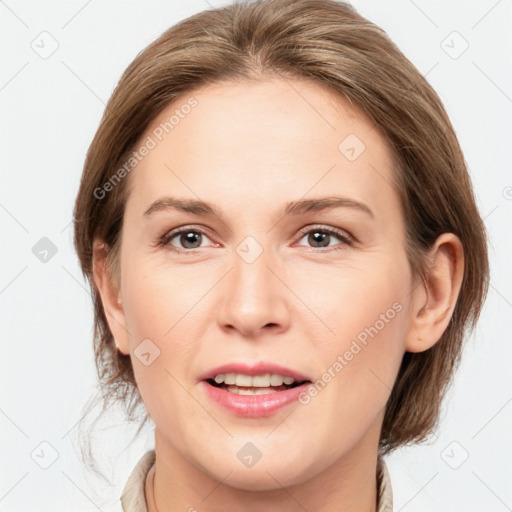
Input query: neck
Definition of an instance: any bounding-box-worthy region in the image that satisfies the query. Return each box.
[146,423,382,512]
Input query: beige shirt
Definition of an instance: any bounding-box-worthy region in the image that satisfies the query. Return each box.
[121,450,393,511]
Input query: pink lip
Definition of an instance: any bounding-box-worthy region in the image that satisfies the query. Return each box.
[197,361,312,418]
[199,380,311,417]
[197,361,311,382]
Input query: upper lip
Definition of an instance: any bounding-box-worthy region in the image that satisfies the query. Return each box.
[198,362,312,383]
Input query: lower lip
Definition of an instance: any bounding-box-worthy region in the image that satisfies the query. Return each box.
[200,380,310,417]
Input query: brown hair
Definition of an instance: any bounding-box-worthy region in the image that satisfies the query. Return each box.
[73,0,489,466]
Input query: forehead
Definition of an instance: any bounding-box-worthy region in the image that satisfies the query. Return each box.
[125,76,398,218]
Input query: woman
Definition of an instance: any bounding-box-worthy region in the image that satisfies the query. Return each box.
[73,0,489,510]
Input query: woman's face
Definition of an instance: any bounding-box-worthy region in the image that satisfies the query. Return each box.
[108,77,417,489]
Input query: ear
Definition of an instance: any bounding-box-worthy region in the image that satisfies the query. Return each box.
[92,239,130,355]
[405,233,464,353]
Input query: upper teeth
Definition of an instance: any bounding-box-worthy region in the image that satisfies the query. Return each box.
[213,373,296,387]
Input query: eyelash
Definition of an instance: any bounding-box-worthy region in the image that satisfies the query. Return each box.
[156,224,354,254]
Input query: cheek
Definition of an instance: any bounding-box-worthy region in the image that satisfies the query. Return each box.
[294,255,410,422]
[118,258,209,410]
[121,255,213,339]
[286,250,411,350]
[292,289,407,470]
[325,304,406,405]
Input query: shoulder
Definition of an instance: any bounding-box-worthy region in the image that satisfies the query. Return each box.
[120,450,156,512]
[377,456,393,512]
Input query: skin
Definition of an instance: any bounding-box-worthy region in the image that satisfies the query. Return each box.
[93,76,464,512]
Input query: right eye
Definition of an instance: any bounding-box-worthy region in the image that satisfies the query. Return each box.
[158,227,215,253]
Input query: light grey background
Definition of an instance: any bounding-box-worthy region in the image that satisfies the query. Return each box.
[1,0,511,510]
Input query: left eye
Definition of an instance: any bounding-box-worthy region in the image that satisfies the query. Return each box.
[295,226,353,250]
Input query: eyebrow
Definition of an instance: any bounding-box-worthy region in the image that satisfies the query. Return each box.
[143,195,374,219]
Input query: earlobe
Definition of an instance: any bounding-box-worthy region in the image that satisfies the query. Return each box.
[92,239,130,355]
[405,233,464,353]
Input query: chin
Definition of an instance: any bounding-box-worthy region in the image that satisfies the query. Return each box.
[219,464,311,492]
[199,449,318,492]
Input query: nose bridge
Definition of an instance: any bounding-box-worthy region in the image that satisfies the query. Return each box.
[216,234,290,335]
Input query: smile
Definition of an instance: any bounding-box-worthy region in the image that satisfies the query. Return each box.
[201,375,312,417]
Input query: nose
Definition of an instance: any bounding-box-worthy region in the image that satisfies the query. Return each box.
[216,239,291,338]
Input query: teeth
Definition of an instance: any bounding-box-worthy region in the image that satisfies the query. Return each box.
[224,373,236,385]
[225,386,278,395]
[212,373,297,387]
[235,374,252,387]
[270,375,284,386]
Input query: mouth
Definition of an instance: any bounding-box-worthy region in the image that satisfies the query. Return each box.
[200,368,313,417]
[205,374,311,395]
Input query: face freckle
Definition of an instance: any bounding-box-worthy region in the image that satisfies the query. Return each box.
[115,76,414,491]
